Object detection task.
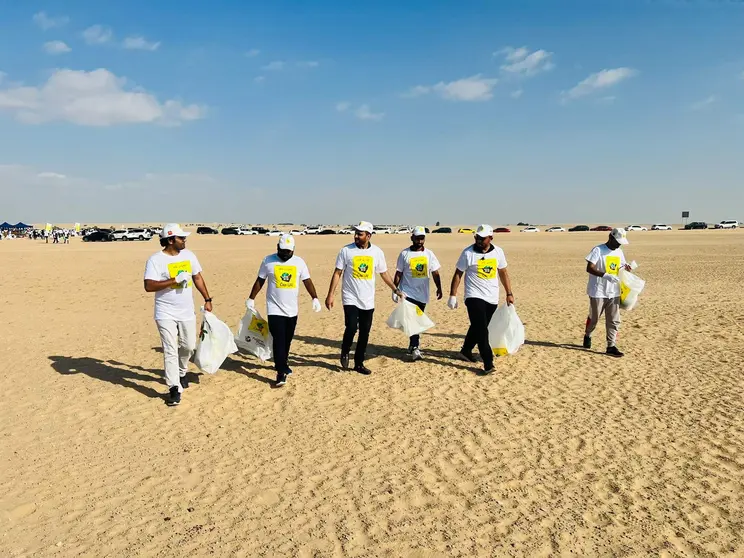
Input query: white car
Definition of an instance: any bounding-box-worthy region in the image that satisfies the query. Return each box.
[715,220,738,229]
[394,227,412,235]
[520,227,540,233]
[266,230,283,237]
[373,226,392,234]
[124,228,153,240]
[546,226,565,232]
[289,230,305,236]
[236,228,258,235]
[338,228,354,235]
[651,224,672,231]
[302,226,322,235]
[626,225,648,232]
[109,229,129,241]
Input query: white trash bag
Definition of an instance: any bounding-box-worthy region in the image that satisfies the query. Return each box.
[194,310,239,374]
[618,269,646,311]
[235,307,273,362]
[386,300,436,337]
[487,304,525,356]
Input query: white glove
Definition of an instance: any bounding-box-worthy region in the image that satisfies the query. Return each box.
[392,292,399,303]
[246,298,256,310]
[175,271,190,286]
[312,298,321,313]
[447,296,458,310]
[603,273,620,284]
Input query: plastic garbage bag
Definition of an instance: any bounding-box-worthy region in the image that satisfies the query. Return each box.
[487,304,525,356]
[194,310,239,374]
[235,306,273,362]
[386,300,435,337]
[618,269,646,311]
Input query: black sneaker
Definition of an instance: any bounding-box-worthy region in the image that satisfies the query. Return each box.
[167,386,181,406]
[275,373,287,387]
[180,376,189,389]
[459,350,477,363]
[583,335,592,349]
[354,364,372,375]
[285,367,293,376]
[479,366,495,376]
[340,354,350,370]
[411,347,422,361]
[606,346,624,358]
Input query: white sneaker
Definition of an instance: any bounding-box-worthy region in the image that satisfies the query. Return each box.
[411,347,422,361]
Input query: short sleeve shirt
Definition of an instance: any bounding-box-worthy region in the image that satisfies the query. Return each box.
[455,244,507,305]
[258,254,311,317]
[144,249,203,321]
[335,243,387,310]
[395,247,441,304]
[586,244,626,298]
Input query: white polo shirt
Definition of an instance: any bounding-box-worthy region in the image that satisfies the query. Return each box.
[455,244,507,305]
[395,247,441,304]
[144,249,203,321]
[335,243,387,310]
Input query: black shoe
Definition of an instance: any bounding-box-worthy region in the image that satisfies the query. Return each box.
[354,364,372,375]
[479,366,495,376]
[606,346,624,358]
[167,386,181,406]
[285,367,293,376]
[340,354,350,370]
[180,376,189,389]
[459,350,477,363]
[275,373,287,387]
[583,335,592,349]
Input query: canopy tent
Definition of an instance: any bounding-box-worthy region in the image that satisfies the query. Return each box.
[0,222,13,230]
[13,222,32,229]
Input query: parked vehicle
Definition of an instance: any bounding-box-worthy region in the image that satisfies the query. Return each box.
[83,231,112,242]
[684,222,708,230]
[495,227,511,233]
[120,228,152,240]
[373,226,392,234]
[715,220,738,229]
[431,227,452,233]
[251,227,269,234]
[317,228,337,235]
[221,227,239,235]
[109,229,129,241]
[289,230,306,236]
[626,225,647,232]
[591,225,612,232]
[197,226,219,234]
[569,225,590,232]
[546,226,566,232]
[266,230,283,236]
[395,227,413,235]
[302,226,322,235]
[651,224,672,231]
[458,228,475,234]
[338,228,354,235]
[520,227,540,233]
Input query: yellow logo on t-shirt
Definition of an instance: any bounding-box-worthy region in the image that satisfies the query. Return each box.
[410,256,428,279]
[248,315,270,338]
[477,258,497,279]
[605,256,621,276]
[167,260,192,289]
[352,256,374,280]
[274,265,297,289]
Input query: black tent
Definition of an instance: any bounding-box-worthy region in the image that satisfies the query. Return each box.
[0,222,13,230]
[13,222,31,229]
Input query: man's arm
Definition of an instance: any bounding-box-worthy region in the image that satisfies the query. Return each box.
[144,277,178,293]
[325,268,343,310]
[192,272,213,312]
[498,267,514,306]
[302,278,319,299]
[248,277,266,300]
[586,261,605,278]
[393,270,402,288]
[380,270,402,295]
[450,269,464,297]
[432,270,443,300]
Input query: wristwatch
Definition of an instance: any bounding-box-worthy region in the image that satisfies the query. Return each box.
[204,298,213,303]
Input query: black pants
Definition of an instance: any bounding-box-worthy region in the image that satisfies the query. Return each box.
[342,305,374,367]
[463,298,498,368]
[406,298,426,348]
[268,315,297,374]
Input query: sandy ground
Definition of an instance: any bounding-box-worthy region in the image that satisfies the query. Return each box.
[1,230,743,557]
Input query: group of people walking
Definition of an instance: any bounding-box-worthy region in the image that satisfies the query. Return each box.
[143,222,633,406]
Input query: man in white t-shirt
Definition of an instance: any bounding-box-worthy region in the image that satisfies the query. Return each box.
[325,221,403,375]
[393,226,443,361]
[246,234,322,387]
[584,227,632,357]
[143,223,213,406]
[448,224,514,375]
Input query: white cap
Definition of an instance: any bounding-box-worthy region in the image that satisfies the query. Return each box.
[278,233,295,251]
[412,226,427,236]
[475,224,494,237]
[611,227,629,245]
[160,223,190,239]
[353,221,374,233]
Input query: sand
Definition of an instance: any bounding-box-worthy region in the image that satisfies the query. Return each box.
[1,230,743,557]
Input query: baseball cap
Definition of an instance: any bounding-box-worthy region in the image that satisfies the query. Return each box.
[160,223,190,239]
[611,227,629,245]
[277,233,295,251]
[475,224,494,237]
[412,226,427,237]
[353,221,374,233]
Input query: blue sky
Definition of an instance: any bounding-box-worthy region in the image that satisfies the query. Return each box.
[1,0,743,225]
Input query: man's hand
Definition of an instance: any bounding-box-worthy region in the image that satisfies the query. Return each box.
[436,287,443,300]
[312,298,322,313]
[204,300,213,313]
[392,292,399,303]
[447,296,458,310]
[175,271,190,287]
[246,298,256,310]
[603,273,620,284]
[623,264,633,272]
[325,294,334,311]
[506,293,515,306]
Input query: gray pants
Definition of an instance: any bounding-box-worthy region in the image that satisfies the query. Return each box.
[585,297,621,348]
[156,318,197,393]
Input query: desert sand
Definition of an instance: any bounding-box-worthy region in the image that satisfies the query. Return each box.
[1,230,743,557]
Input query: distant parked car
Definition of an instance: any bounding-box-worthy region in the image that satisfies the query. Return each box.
[317,228,337,235]
[221,227,239,235]
[122,228,152,241]
[432,227,452,233]
[197,226,219,234]
[684,222,708,230]
[251,227,269,235]
[289,229,305,236]
[591,226,612,232]
[569,225,590,232]
[373,226,392,234]
[494,227,511,233]
[458,228,475,234]
[266,230,283,236]
[626,225,647,232]
[83,231,112,242]
[302,226,322,235]
[651,224,672,231]
[546,226,566,232]
[109,229,129,241]
[395,227,412,235]
[715,220,738,229]
[520,227,540,233]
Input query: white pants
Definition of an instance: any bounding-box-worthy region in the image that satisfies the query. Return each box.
[156,319,197,393]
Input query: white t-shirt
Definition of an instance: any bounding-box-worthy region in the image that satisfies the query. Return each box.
[586,244,627,299]
[144,249,203,321]
[258,254,311,317]
[456,244,507,305]
[335,243,387,310]
[395,247,441,304]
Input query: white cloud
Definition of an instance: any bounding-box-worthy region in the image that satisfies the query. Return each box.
[254,76,265,84]
[43,41,72,55]
[123,36,161,51]
[0,71,6,85]
[511,89,523,99]
[496,46,555,76]
[33,12,69,30]
[335,101,350,112]
[563,68,637,101]
[83,25,113,45]
[354,104,384,121]
[245,49,261,57]
[405,74,499,102]
[690,95,717,111]
[297,60,319,68]
[262,61,285,71]
[0,68,205,126]
[37,172,67,179]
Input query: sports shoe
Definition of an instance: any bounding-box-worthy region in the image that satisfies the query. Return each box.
[606,346,624,358]
[167,386,181,406]
[180,375,189,389]
[459,350,477,363]
[275,373,287,387]
[411,347,422,361]
[285,367,293,376]
[583,335,592,349]
[340,354,350,370]
[479,366,495,376]
[354,364,372,375]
